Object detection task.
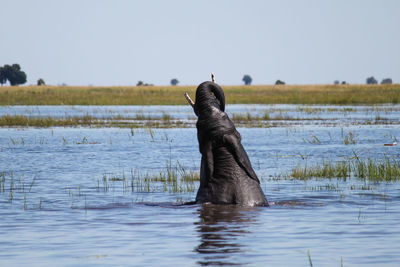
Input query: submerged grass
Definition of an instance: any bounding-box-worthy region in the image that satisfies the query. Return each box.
[0,172,37,208]
[1,84,399,105]
[97,162,200,194]
[1,163,200,210]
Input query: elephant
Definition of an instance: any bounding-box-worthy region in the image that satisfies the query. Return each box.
[188,80,268,206]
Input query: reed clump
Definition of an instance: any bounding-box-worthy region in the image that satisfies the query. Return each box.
[292,161,350,180]
[291,157,400,181]
[353,157,400,182]
[1,84,399,105]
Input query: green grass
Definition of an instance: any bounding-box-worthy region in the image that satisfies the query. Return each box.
[0,114,191,128]
[353,157,400,182]
[292,161,351,180]
[1,111,397,128]
[291,157,400,181]
[0,115,101,127]
[231,111,298,122]
[1,84,399,105]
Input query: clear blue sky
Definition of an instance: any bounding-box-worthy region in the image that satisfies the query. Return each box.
[1,0,399,86]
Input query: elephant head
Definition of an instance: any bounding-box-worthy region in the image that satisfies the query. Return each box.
[194,81,225,117]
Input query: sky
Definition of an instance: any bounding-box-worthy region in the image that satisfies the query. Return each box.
[1,0,399,86]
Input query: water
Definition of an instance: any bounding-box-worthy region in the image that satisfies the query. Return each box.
[1,105,400,266]
[2,104,400,125]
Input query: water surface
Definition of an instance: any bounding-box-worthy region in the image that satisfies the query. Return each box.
[1,105,399,266]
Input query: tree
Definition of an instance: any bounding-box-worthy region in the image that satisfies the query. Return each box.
[381,78,392,84]
[242,74,252,85]
[0,64,27,86]
[170,78,179,86]
[0,67,6,86]
[275,80,285,85]
[37,78,46,86]
[334,80,340,85]
[136,80,153,86]
[366,76,377,84]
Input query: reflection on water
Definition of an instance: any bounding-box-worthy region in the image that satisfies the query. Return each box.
[195,204,262,266]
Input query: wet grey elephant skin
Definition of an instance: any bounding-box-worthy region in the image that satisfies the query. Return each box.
[192,81,268,206]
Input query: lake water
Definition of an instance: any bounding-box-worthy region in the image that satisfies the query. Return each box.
[1,105,400,266]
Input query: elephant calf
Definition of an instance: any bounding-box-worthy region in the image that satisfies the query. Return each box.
[190,81,268,206]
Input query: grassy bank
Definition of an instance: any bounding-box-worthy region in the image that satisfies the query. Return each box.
[1,84,399,105]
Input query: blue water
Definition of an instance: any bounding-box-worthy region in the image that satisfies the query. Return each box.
[1,105,400,266]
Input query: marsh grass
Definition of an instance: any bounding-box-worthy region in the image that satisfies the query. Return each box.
[353,157,400,182]
[343,131,357,145]
[0,172,36,207]
[0,167,202,210]
[292,161,350,180]
[1,105,399,128]
[0,115,101,127]
[303,135,321,144]
[307,250,313,267]
[291,157,400,181]
[97,162,200,194]
[0,114,193,128]
[231,112,303,122]
[1,84,399,105]
[1,172,31,194]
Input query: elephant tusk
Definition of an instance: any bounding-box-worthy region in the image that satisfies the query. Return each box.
[184,92,195,109]
[211,73,216,83]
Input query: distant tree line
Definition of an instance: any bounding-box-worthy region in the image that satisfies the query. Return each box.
[366,76,392,85]
[0,64,27,86]
[334,80,347,85]
[240,75,394,86]
[334,77,393,85]
[242,75,286,86]
[136,81,153,86]
[1,66,394,87]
